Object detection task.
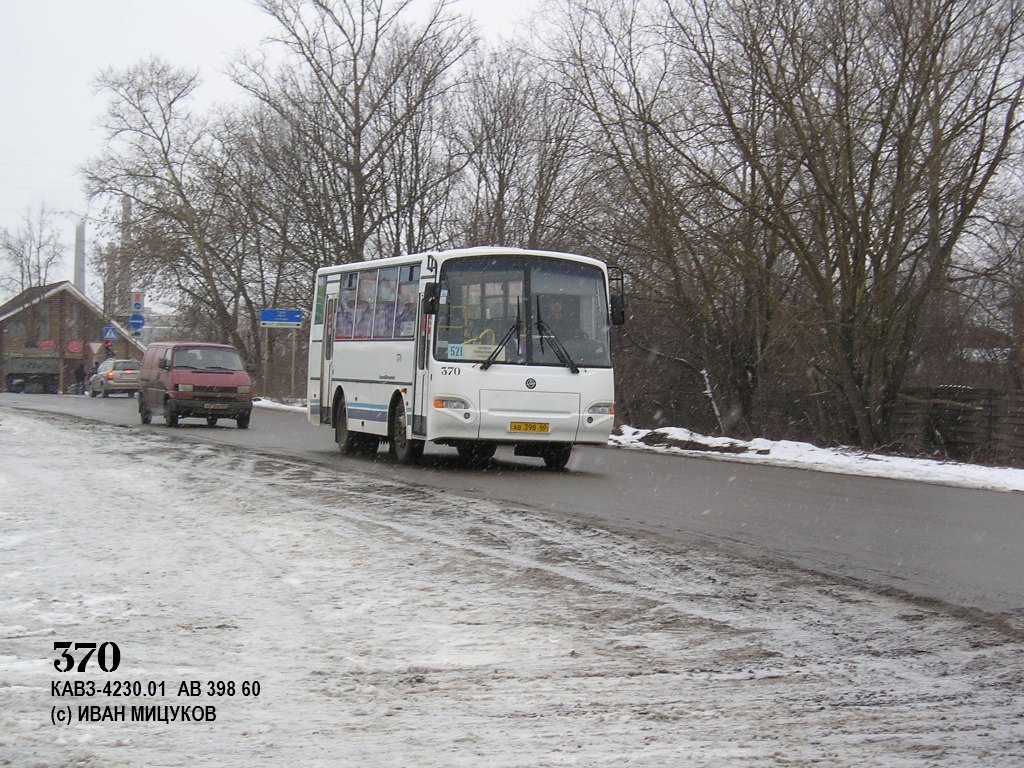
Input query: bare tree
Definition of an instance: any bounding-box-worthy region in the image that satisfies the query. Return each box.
[961,187,1024,390]
[544,0,800,435]
[674,0,1024,448]
[83,58,268,364]
[0,205,69,349]
[374,17,472,255]
[455,47,598,252]
[0,205,67,297]
[233,0,474,265]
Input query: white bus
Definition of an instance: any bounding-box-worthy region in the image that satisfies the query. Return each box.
[307,247,625,468]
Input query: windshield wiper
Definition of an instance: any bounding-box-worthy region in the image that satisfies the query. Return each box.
[536,299,579,374]
[481,303,522,371]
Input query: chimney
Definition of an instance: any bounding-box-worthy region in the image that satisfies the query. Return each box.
[74,219,86,293]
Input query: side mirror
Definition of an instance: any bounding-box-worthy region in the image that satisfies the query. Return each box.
[610,295,626,326]
[422,283,439,316]
[158,358,169,370]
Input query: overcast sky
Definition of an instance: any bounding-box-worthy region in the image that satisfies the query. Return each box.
[0,0,540,281]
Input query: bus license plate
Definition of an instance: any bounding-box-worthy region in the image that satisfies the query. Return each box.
[509,422,549,433]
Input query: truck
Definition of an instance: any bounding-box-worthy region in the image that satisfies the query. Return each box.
[2,349,61,393]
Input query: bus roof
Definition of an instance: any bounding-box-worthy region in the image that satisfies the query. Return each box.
[315,247,607,278]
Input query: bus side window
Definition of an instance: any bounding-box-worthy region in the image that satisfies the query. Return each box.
[395,279,418,338]
[354,299,372,338]
[373,302,395,339]
[353,269,378,338]
[372,267,399,339]
[335,302,352,339]
[337,273,357,338]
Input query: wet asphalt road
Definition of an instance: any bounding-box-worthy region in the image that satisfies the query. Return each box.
[3,392,1021,623]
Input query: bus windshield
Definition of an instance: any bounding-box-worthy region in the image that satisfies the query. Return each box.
[434,254,612,369]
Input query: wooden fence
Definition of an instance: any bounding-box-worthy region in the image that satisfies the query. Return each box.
[891,388,1024,467]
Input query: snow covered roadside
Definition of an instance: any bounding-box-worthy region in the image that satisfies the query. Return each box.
[610,425,1024,493]
[1,409,1023,767]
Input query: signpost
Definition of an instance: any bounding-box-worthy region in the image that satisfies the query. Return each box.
[259,309,306,398]
[259,308,304,328]
[102,327,118,341]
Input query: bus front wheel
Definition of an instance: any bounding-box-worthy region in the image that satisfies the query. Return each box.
[335,400,360,455]
[390,400,424,464]
[542,445,572,470]
[457,442,496,466]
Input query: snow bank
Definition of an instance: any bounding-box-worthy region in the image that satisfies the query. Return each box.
[610,425,1024,493]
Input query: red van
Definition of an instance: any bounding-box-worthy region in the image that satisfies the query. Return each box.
[138,341,254,428]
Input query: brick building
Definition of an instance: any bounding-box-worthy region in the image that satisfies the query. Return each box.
[0,281,144,393]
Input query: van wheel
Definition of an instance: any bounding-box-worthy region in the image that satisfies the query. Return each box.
[236,413,250,429]
[389,399,424,464]
[207,417,219,427]
[139,399,152,425]
[164,401,179,428]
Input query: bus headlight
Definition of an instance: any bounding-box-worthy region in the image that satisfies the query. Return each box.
[585,403,614,425]
[433,397,468,410]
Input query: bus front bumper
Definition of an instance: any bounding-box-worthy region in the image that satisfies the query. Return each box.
[430,389,614,445]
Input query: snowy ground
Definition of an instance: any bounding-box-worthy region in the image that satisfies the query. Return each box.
[1,408,1023,767]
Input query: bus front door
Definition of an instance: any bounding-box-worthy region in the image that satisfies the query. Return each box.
[319,295,337,423]
[412,304,431,437]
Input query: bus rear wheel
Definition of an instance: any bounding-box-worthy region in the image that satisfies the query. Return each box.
[390,400,424,464]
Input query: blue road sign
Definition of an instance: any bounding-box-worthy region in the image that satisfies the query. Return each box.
[260,308,304,327]
[129,313,145,331]
[103,326,118,341]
